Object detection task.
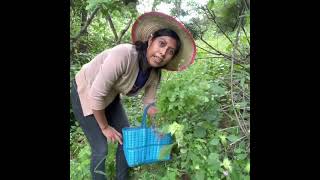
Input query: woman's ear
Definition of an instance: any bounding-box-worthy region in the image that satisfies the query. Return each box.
[147,35,153,48]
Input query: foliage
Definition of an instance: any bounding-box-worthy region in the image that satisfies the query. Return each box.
[207,0,248,33]
[70,144,91,180]
[70,124,119,179]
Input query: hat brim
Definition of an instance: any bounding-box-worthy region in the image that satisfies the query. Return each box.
[131,12,196,71]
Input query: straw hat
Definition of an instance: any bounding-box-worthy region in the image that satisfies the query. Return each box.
[131,12,197,71]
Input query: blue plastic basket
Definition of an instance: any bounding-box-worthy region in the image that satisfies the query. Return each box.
[122,103,173,167]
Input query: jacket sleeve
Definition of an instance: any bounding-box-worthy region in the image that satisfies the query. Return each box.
[88,45,130,110]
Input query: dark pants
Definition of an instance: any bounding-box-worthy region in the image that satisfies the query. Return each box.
[71,79,130,180]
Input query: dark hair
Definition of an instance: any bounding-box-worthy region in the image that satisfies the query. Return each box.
[134,28,181,81]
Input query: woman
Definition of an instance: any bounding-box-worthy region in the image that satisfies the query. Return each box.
[71,12,196,180]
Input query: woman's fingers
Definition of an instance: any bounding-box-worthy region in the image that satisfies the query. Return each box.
[114,129,122,139]
[114,134,123,145]
[112,129,123,145]
[107,129,123,145]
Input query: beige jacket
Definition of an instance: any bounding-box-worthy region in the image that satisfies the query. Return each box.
[75,44,159,116]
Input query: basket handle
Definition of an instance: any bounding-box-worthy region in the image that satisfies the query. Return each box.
[141,102,155,128]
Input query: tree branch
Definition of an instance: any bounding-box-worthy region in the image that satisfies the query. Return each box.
[230,18,249,137]
[203,6,245,57]
[199,36,233,60]
[241,24,250,45]
[243,0,250,10]
[71,6,100,43]
[196,45,223,56]
[106,12,118,42]
[116,18,133,44]
[196,56,226,60]
[204,7,234,45]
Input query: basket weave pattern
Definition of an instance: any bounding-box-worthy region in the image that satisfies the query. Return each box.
[122,104,173,167]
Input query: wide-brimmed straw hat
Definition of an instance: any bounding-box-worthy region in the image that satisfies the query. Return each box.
[131,12,197,71]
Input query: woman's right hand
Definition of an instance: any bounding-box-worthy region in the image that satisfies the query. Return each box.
[101,126,123,145]
[92,109,123,145]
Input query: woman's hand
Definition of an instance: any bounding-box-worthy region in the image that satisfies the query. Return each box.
[92,109,123,145]
[147,106,158,118]
[101,126,123,145]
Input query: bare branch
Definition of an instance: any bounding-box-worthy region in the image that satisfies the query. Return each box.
[238,7,250,46]
[196,56,225,60]
[116,18,133,44]
[71,6,100,43]
[243,0,250,10]
[218,126,239,132]
[229,136,246,146]
[191,18,208,39]
[203,6,245,57]
[230,17,249,137]
[197,44,247,69]
[106,12,118,42]
[241,25,250,45]
[196,45,222,56]
[199,36,233,60]
[205,7,235,46]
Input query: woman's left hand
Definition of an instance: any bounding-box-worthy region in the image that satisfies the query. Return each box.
[147,106,158,118]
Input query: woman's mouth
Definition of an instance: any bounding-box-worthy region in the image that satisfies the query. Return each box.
[153,56,163,64]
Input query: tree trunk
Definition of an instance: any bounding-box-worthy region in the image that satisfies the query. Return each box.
[105,12,118,42]
[71,6,100,44]
[116,19,133,44]
[70,6,100,55]
[79,6,88,53]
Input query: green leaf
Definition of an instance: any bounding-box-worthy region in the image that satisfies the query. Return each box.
[168,122,183,135]
[194,127,207,138]
[234,148,243,154]
[219,135,227,145]
[100,7,109,16]
[196,138,207,143]
[230,168,241,180]
[226,43,233,52]
[195,144,202,150]
[195,170,205,180]
[210,138,220,145]
[227,135,239,142]
[208,153,220,171]
[158,144,174,160]
[208,0,215,10]
[167,171,176,180]
[180,148,187,154]
[189,152,200,164]
[203,108,219,121]
[245,162,250,173]
[168,104,174,110]
[169,96,176,102]
[236,153,247,160]
[212,83,225,96]
[208,152,219,161]
[222,158,232,171]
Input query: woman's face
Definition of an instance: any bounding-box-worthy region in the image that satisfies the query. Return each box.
[146,36,178,68]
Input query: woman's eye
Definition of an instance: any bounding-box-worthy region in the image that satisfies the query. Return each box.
[159,41,165,47]
[169,50,174,55]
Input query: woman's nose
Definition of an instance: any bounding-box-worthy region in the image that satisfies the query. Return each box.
[159,48,166,57]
